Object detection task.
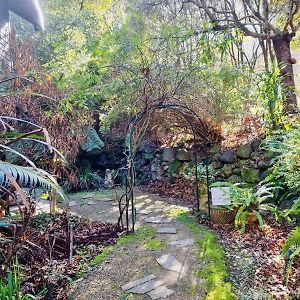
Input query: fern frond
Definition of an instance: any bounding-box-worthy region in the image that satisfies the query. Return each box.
[282,227,300,256]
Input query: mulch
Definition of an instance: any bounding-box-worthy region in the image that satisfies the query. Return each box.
[0,212,125,299]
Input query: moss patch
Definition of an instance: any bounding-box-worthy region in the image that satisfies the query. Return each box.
[177,213,237,300]
[144,239,166,250]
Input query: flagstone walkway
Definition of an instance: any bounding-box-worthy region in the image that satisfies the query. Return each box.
[69,191,205,300]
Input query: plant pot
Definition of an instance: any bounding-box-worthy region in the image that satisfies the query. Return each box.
[247,213,258,223]
[208,206,237,224]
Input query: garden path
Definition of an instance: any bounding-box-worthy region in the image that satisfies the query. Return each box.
[68,190,205,300]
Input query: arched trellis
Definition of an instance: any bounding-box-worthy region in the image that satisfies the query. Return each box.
[118,103,211,232]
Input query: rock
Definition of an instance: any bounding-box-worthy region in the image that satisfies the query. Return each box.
[68,201,77,207]
[209,145,221,155]
[241,168,260,183]
[237,143,252,159]
[252,139,262,151]
[127,280,165,294]
[219,150,235,164]
[145,216,172,224]
[81,127,105,155]
[167,160,182,174]
[147,286,175,299]
[176,149,193,161]
[157,227,177,234]
[221,165,233,178]
[228,175,243,184]
[122,274,156,291]
[258,160,270,170]
[169,238,195,247]
[212,160,224,169]
[87,201,96,205]
[264,150,277,159]
[162,148,176,162]
[156,254,183,273]
[250,151,259,160]
[232,168,241,175]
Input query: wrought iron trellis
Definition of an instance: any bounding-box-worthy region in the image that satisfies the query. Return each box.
[118,103,211,232]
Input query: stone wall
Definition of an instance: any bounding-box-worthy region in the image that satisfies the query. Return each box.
[149,139,274,185]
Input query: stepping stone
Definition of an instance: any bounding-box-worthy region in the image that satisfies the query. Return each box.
[87,201,96,205]
[121,274,156,291]
[145,216,172,224]
[127,280,165,294]
[157,227,177,234]
[156,254,183,273]
[137,210,152,215]
[68,201,77,207]
[169,238,195,247]
[147,286,175,299]
[82,195,93,199]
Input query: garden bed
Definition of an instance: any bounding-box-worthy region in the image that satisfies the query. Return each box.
[0,212,125,299]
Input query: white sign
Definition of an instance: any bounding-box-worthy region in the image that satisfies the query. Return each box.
[211,187,231,206]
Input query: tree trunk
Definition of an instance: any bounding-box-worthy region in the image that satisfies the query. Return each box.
[272,34,298,114]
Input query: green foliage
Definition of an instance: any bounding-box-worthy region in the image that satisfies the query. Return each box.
[0,260,35,300]
[78,168,104,191]
[259,63,286,131]
[263,124,300,218]
[177,213,236,299]
[282,227,300,284]
[182,163,215,182]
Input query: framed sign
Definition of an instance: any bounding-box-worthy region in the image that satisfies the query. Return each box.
[211,187,231,206]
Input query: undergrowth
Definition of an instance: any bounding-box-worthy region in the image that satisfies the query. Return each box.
[177,212,237,300]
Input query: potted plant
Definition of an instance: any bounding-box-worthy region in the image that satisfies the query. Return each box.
[208,183,239,224]
[210,182,280,231]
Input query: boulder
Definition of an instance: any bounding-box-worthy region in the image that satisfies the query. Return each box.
[241,168,260,183]
[219,150,235,164]
[250,151,259,160]
[237,143,252,159]
[232,168,241,175]
[264,150,276,159]
[81,127,105,155]
[212,160,224,169]
[252,139,262,151]
[176,149,193,161]
[168,160,182,174]
[257,160,270,170]
[228,175,243,184]
[209,146,221,155]
[221,165,233,178]
[162,148,176,162]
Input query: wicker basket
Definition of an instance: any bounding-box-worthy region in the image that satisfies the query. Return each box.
[209,206,237,224]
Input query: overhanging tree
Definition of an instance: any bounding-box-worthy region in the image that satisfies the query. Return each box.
[181,0,300,113]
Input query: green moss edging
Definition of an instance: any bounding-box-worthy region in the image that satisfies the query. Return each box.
[177,213,237,300]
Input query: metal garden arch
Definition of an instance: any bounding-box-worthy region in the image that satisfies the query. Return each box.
[118,103,211,232]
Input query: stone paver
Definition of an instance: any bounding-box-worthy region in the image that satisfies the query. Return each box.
[137,210,152,215]
[147,286,175,299]
[156,254,183,273]
[121,274,156,291]
[145,216,172,224]
[157,227,177,234]
[127,279,165,294]
[169,238,195,247]
[68,201,77,207]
